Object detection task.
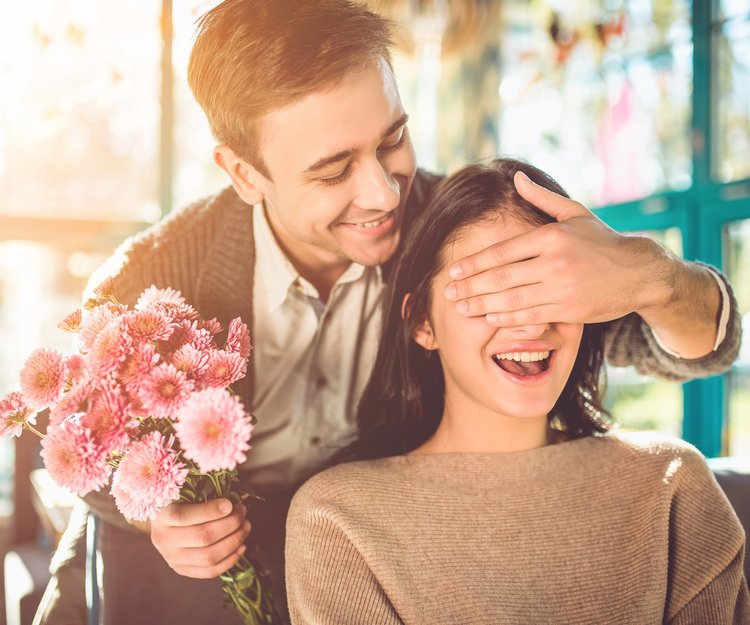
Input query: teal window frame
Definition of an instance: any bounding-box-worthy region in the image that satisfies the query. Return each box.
[595,1,750,458]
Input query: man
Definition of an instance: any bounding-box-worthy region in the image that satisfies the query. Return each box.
[36,1,740,624]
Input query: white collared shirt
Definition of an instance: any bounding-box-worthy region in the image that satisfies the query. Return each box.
[242,204,384,486]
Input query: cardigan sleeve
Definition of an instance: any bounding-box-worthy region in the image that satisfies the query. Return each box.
[603,266,741,381]
[665,444,749,623]
[285,486,403,625]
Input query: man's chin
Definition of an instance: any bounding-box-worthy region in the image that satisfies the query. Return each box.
[347,233,400,267]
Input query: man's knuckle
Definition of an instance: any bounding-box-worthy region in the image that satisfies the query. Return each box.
[507,289,524,309]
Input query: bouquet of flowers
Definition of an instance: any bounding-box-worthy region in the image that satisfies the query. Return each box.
[0,279,281,625]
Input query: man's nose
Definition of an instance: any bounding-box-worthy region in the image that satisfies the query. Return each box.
[355,160,400,212]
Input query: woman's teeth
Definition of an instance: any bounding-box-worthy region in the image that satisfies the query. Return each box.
[493,351,550,363]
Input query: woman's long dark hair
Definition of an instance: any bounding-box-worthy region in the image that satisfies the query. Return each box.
[342,158,612,462]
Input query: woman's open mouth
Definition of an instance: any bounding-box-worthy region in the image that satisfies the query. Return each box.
[491,350,552,377]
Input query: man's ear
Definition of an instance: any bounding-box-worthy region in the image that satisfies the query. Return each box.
[214,144,266,205]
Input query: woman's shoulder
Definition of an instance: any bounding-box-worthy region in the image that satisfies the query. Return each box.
[591,430,713,483]
[290,457,406,512]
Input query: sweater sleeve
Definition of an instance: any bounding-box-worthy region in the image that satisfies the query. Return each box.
[285,484,403,625]
[603,266,741,381]
[665,445,749,623]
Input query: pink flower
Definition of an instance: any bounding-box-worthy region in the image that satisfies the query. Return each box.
[111,432,188,521]
[174,388,252,472]
[135,286,186,310]
[88,319,134,377]
[124,309,175,342]
[19,348,68,410]
[65,354,87,386]
[0,392,37,438]
[170,344,210,379]
[58,309,82,333]
[79,303,127,352]
[137,364,194,416]
[41,417,111,496]
[49,376,94,426]
[226,318,252,360]
[119,342,160,391]
[200,318,223,336]
[160,320,214,354]
[92,277,116,299]
[202,350,247,389]
[82,386,132,451]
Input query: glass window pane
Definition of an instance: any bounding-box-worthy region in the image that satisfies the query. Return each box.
[0,240,98,517]
[0,2,162,221]
[725,219,750,456]
[715,0,750,20]
[498,0,693,207]
[714,17,750,183]
[605,227,684,436]
[172,2,227,211]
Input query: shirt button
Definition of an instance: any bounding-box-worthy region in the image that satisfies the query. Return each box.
[310,436,321,446]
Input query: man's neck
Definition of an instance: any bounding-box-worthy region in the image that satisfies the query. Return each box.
[262,204,349,302]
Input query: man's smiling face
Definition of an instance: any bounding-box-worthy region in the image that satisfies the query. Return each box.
[245,57,417,276]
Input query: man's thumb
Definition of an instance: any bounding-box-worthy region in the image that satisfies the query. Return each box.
[514,171,591,222]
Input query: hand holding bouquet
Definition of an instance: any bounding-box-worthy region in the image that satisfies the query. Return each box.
[0,279,281,624]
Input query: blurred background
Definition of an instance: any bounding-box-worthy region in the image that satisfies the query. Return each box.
[0,0,748,622]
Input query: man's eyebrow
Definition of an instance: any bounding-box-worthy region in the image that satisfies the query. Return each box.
[303,113,410,175]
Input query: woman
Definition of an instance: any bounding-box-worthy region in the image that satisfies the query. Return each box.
[285,158,749,624]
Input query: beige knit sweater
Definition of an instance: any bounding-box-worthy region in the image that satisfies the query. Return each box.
[286,432,750,624]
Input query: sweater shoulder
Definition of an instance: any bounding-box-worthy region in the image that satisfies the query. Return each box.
[289,459,401,519]
[596,430,711,482]
[85,187,244,305]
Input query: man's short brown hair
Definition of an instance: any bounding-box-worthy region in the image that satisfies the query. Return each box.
[188,0,394,178]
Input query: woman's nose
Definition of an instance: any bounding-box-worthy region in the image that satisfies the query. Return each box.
[508,323,550,339]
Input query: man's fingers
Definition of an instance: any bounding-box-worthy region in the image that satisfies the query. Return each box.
[448,229,543,282]
[485,305,561,327]
[454,284,551,318]
[445,258,544,302]
[159,498,234,527]
[160,504,248,549]
[170,519,251,570]
[514,171,591,222]
[171,542,248,579]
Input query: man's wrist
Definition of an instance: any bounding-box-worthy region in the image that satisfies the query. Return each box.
[632,235,678,315]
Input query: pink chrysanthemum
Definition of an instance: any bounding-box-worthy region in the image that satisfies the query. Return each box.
[92,277,116,299]
[174,388,252,472]
[19,348,68,410]
[119,342,160,391]
[200,318,223,336]
[135,286,186,311]
[58,308,82,333]
[78,303,127,352]
[65,354,87,386]
[226,318,252,360]
[0,392,37,438]
[170,344,210,379]
[49,376,94,426]
[111,432,188,521]
[124,309,175,342]
[159,320,214,355]
[82,386,132,451]
[88,318,134,377]
[41,417,112,496]
[137,363,194,417]
[150,301,199,324]
[202,350,247,389]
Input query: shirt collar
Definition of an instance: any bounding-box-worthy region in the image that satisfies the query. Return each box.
[253,204,379,310]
